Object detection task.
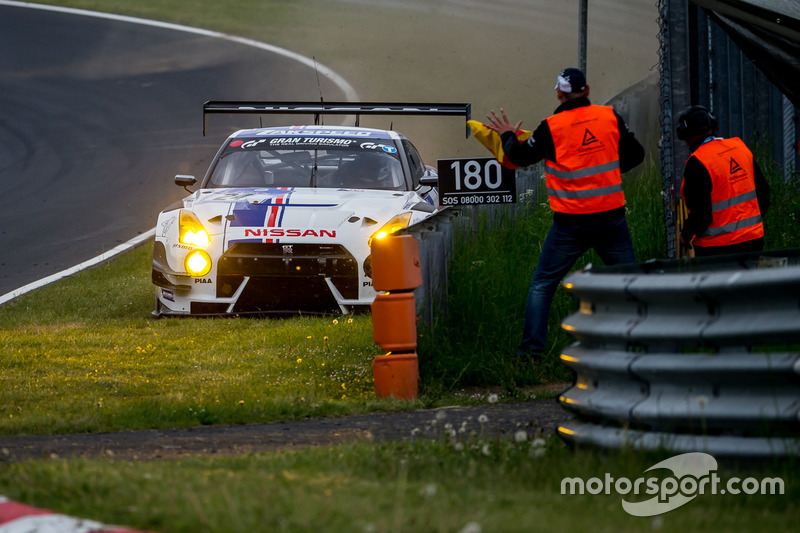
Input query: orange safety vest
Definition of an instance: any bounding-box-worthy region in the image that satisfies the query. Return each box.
[544,105,624,214]
[681,137,763,247]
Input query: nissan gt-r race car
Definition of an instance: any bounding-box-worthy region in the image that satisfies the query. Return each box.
[152,102,470,316]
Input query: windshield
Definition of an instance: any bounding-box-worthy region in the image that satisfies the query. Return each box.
[207,138,406,190]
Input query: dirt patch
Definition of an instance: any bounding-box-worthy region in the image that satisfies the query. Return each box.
[0,399,570,462]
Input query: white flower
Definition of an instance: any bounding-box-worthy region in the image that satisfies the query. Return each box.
[530,447,546,458]
[454,442,464,451]
[481,444,491,456]
[419,484,437,498]
[514,430,528,443]
[487,393,499,404]
[531,437,546,448]
[478,414,489,424]
[458,522,482,533]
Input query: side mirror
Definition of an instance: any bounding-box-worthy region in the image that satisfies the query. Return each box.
[418,166,438,187]
[175,174,197,193]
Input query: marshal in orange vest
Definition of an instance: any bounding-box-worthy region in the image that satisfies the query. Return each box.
[544,105,624,214]
[681,137,764,247]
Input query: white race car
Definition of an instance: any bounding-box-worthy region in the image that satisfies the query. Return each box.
[151,102,470,316]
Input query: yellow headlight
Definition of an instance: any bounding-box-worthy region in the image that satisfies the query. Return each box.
[369,212,412,247]
[184,249,212,277]
[179,211,211,248]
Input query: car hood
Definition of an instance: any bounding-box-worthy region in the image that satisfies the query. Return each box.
[186,187,421,234]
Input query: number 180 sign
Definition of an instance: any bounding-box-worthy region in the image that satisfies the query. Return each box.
[437,157,516,206]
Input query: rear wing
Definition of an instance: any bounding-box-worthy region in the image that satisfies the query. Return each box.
[202,101,472,138]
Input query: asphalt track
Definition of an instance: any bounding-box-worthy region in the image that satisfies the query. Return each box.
[0,0,659,301]
[0,2,354,297]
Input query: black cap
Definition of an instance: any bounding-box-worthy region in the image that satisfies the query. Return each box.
[676,105,718,141]
[555,68,587,93]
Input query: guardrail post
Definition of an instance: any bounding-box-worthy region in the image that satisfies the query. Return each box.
[370,234,422,400]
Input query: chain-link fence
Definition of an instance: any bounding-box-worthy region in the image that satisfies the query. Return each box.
[658,0,799,258]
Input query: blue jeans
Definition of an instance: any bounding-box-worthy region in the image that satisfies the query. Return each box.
[518,216,636,354]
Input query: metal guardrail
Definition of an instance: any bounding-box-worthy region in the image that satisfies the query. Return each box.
[400,165,542,324]
[556,249,800,457]
[399,207,458,325]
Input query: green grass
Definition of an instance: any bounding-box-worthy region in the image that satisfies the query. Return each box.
[0,438,796,533]
[1,162,796,437]
[2,3,798,532]
[421,156,800,391]
[419,163,668,390]
[0,245,398,436]
[1,162,794,530]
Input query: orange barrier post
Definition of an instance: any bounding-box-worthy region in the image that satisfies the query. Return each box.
[371,234,422,292]
[371,292,417,352]
[370,234,422,400]
[372,352,419,400]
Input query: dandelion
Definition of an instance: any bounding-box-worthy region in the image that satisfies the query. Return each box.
[419,483,437,498]
[478,414,489,424]
[410,428,421,437]
[487,393,499,404]
[514,430,528,442]
[481,444,491,456]
[454,442,464,451]
[531,437,546,448]
[332,319,339,324]
[296,358,302,364]
[458,522,482,533]
[347,318,353,324]
[435,410,447,421]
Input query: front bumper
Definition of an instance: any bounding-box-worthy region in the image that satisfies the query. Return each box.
[152,241,370,315]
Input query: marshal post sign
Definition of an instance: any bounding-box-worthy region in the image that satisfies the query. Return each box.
[437,157,516,206]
